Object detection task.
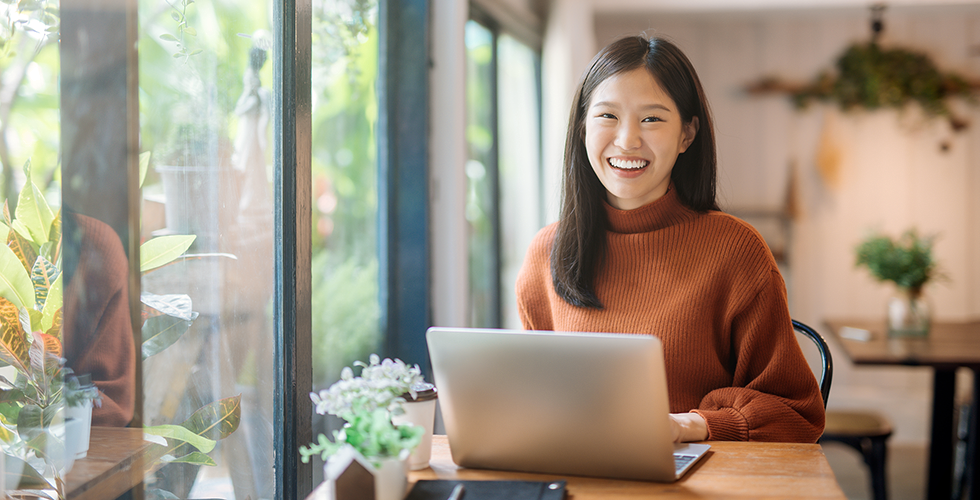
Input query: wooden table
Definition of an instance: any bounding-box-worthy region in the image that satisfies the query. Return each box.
[407,435,846,498]
[63,427,158,500]
[825,319,980,500]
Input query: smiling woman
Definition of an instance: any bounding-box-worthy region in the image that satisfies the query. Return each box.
[515,35,825,445]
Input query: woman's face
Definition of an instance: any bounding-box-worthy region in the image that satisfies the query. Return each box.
[584,67,698,211]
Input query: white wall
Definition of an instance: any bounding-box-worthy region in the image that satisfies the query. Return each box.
[593,4,980,442]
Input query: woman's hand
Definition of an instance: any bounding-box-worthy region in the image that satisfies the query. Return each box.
[669,412,708,442]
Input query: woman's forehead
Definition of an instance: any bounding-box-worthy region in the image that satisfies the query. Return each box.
[588,67,674,110]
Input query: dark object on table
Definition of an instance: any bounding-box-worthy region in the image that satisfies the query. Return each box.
[405,480,566,500]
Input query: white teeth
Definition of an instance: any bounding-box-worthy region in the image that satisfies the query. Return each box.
[608,158,648,170]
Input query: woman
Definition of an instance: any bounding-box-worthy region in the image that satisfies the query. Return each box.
[515,35,824,443]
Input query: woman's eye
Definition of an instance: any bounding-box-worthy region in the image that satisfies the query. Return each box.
[642,116,662,123]
[598,113,616,119]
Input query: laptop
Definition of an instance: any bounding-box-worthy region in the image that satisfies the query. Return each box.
[426,327,710,482]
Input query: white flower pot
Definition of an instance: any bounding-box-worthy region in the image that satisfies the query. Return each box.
[322,446,409,500]
[372,453,409,500]
[66,400,93,459]
[392,394,437,470]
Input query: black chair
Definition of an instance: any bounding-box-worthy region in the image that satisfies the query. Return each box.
[793,320,832,407]
[793,319,892,500]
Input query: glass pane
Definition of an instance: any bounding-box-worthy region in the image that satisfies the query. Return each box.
[464,20,496,328]
[0,0,65,495]
[308,0,381,483]
[138,1,275,498]
[497,34,541,330]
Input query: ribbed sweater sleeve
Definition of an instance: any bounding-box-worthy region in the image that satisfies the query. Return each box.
[514,189,825,443]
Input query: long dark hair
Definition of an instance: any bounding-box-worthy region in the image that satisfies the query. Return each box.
[550,35,718,309]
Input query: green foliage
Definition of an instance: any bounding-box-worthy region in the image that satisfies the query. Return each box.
[311,254,380,386]
[159,0,202,62]
[144,394,241,467]
[793,43,975,122]
[299,408,422,466]
[140,235,196,273]
[855,229,940,294]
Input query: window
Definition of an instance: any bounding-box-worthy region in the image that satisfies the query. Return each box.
[465,12,542,329]
[138,0,277,497]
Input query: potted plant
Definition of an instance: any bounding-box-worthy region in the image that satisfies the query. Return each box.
[856,228,941,337]
[62,371,101,460]
[301,355,428,500]
[0,157,241,499]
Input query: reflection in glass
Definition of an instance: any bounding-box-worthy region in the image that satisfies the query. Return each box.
[139,1,274,498]
[0,0,67,493]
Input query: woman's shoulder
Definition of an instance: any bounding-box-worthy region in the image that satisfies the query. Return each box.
[696,210,776,262]
[526,221,559,257]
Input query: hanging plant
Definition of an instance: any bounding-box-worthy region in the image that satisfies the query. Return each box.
[789,42,975,129]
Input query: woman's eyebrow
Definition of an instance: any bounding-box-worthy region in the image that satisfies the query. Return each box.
[590,101,672,113]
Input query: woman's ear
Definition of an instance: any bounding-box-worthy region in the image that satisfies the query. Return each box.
[680,116,699,153]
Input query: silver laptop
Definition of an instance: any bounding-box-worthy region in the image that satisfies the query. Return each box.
[426,327,710,482]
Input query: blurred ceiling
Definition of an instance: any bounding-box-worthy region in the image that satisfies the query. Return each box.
[591,0,980,12]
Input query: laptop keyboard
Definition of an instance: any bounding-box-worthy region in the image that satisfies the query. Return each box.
[673,453,698,473]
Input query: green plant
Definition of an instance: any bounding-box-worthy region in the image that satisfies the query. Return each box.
[793,42,975,129]
[855,229,940,295]
[159,0,202,62]
[61,371,101,409]
[0,156,240,498]
[300,354,424,466]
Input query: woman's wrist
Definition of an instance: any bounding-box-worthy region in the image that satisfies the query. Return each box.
[669,412,708,442]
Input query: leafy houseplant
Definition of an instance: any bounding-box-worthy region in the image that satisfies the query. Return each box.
[856,229,940,337]
[0,156,241,499]
[301,354,425,467]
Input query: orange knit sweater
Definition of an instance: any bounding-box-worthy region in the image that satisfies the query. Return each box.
[64,214,136,427]
[515,189,825,443]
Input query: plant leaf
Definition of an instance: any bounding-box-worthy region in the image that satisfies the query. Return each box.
[7,226,37,275]
[15,160,54,246]
[143,424,216,453]
[46,209,61,263]
[16,403,43,441]
[41,273,61,332]
[141,314,196,359]
[160,33,179,42]
[30,256,58,308]
[0,243,35,310]
[180,394,241,442]
[43,308,61,338]
[4,453,52,489]
[184,27,197,37]
[140,235,196,273]
[167,451,217,466]
[0,300,28,374]
[141,292,195,321]
[28,333,61,383]
[139,151,151,189]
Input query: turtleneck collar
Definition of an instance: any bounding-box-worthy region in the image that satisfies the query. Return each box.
[603,186,697,234]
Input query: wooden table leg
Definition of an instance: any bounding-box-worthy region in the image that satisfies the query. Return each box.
[929,369,956,500]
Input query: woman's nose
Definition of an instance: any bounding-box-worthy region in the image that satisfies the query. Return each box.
[614,121,641,150]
